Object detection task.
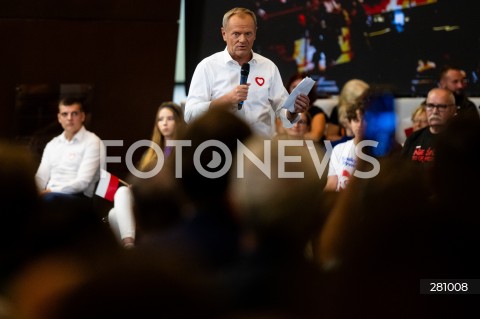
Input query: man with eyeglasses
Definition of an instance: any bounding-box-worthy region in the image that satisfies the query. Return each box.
[35,97,102,211]
[438,66,479,118]
[401,88,457,164]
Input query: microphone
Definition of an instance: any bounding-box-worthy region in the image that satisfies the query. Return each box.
[238,63,250,110]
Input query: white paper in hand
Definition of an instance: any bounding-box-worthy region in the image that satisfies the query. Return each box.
[282,77,316,112]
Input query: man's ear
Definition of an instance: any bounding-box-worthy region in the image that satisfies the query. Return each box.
[221,27,227,42]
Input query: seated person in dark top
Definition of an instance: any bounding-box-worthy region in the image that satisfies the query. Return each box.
[402,88,457,166]
[438,65,479,118]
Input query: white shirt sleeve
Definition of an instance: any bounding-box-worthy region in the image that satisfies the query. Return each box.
[35,142,52,191]
[184,59,213,123]
[328,144,341,177]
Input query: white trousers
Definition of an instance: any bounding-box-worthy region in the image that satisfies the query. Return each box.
[108,186,135,242]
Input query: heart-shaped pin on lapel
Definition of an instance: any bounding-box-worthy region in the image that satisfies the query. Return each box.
[255,77,265,86]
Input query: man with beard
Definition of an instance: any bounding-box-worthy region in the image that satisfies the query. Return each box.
[438,66,479,118]
[401,88,457,166]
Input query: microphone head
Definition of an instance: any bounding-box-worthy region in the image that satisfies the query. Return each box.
[241,63,250,76]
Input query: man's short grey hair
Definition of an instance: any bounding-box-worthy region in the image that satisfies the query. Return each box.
[222,7,257,29]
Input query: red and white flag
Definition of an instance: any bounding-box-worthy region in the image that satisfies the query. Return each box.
[95,169,119,202]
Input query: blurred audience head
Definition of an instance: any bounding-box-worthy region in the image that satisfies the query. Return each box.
[438,65,468,96]
[229,136,326,256]
[177,108,252,208]
[411,101,428,132]
[0,141,40,286]
[337,79,369,129]
[285,112,311,139]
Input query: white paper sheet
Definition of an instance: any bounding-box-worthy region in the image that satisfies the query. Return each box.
[282,77,316,112]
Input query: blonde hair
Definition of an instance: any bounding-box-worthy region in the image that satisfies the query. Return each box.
[138,102,185,171]
[222,7,257,29]
[411,101,426,122]
[337,79,369,127]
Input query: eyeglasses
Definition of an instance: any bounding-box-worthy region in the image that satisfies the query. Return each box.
[59,111,81,118]
[425,103,455,111]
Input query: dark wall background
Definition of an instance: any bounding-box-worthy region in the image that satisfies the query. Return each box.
[0,0,180,178]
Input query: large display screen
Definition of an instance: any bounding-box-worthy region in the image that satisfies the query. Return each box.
[188,0,480,96]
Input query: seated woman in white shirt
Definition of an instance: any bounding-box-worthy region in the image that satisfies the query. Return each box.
[108,101,186,248]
